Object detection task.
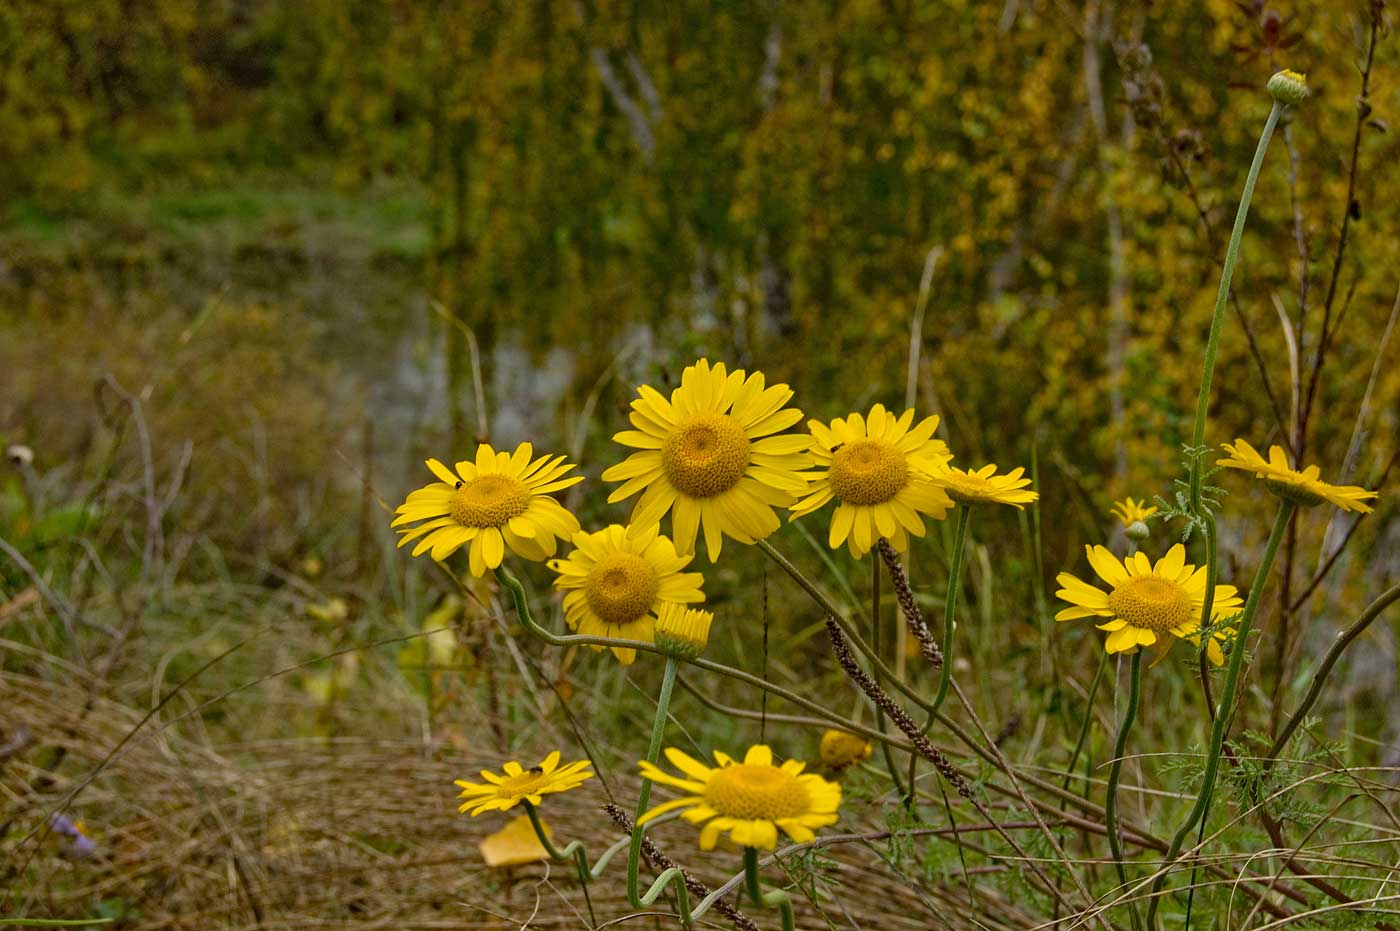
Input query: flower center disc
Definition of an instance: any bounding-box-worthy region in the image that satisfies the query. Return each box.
[828,440,909,506]
[662,413,751,498]
[704,764,810,821]
[585,553,660,625]
[499,769,548,796]
[449,475,532,528]
[1108,576,1193,633]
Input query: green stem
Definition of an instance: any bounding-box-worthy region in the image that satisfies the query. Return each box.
[1189,100,1281,508]
[742,846,797,931]
[523,800,597,925]
[493,567,699,925]
[1145,500,1294,929]
[931,506,971,713]
[1105,650,1144,931]
[627,655,679,907]
[1064,651,1109,794]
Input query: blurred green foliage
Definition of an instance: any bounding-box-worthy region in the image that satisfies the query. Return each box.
[3,1,1394,506]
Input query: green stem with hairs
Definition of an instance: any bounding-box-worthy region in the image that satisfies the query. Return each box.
[1188,99,1282,509]
[931,505,972,714]
[1145,500,1294,929]
[626,655,679,907]
[1105,650,1143,931]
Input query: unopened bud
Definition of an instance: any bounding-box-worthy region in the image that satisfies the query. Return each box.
[1267,69,1309,106]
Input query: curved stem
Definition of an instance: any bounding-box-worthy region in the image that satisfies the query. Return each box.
[1146,500,1294,929]
[931,506,972,713]
[1189,100,1282,509]
[522,800,598,925]
[1105,650,1143,931]
[743,846,797,931]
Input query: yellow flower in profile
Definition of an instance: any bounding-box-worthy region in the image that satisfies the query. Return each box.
[819,729,873,770]
[790,404,953,557]
[393,444,583,576]
[602,359,812,561]
[653,602,714,659]
[638,745,840,851]
[1054,544,1243,663]
[940,463,1038,508]
[479,814,550,867]
[455,752,593,816]
[1110,497,1158,528]
[1218,440,1378,513]
[549,524,704,665]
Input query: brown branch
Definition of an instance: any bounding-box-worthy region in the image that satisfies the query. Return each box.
[1298,2,1381,462]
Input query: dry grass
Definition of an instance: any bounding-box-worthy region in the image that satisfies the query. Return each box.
[2,671,1052,930]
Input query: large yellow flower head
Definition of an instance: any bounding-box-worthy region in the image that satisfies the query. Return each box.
[638,745,840,851]
[790,404,953,557]
[1054,544,1243,664]
[454,751,593,817]
[548,523,705,665]
[602,359,813,561]
[940,463,1038,508]
[393,444,582,576]
[1218,440,1378,513]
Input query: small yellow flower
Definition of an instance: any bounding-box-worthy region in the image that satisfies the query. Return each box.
[638,745,841,851]
[602,359,813,561]
[393,443,583,575]
[653,602,714,659]
[819,729,873,770]
[1055,544,1243,664]
[479,814,550,867]
[940,463,1038,508]
[549,523,705,665]
[790,404,953,557]
[455,752,594,816]
[1110,497,1158,528]
[1218,440,1378,513]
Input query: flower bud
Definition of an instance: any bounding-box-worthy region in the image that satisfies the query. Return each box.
[653,603,713,659]
[1267,70,1309,106]
[820,729,873,770]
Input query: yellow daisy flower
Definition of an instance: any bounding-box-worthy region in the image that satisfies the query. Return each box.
[1218,440,1378,513]
[548,523,705,665]
[819,729,873,771]
[940,463,1038,508]
[638,745,840,851]
[1054,544,1243,663]
[1110,497,1158,527]
[601,359,812,561]
[455,751,594,816]
[393,443,583,576]
[790,404,954,557]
